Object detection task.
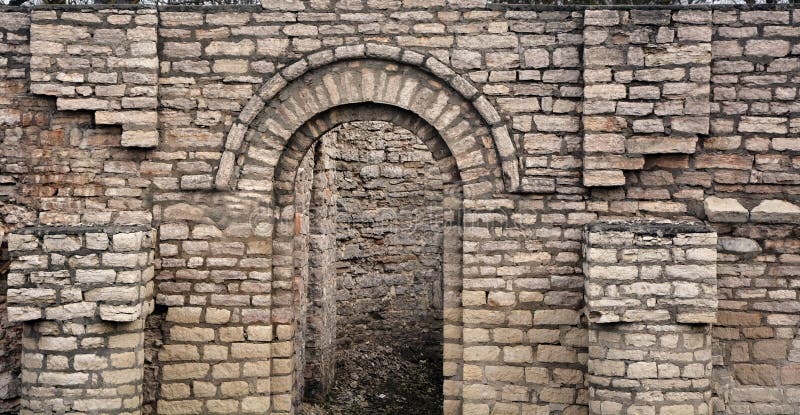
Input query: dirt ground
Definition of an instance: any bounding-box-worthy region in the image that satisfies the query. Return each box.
[299,341,443,415]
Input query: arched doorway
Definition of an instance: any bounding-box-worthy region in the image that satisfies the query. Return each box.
[220,58,506,414]
[273,105,462,414]
[295,117,449,413]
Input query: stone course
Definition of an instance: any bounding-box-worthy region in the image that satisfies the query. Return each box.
[0,2,799,415]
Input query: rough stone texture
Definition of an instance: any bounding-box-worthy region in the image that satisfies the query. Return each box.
[295,121,445,407]
[329,121,444,349]
[0,3,799,415]
[6,226,154,415]
[584,220,717,415]
[6,226,155,324]
[583,9,711,187]
[0,238,20,414]
[29,8,159,147]
[584,220,718,324]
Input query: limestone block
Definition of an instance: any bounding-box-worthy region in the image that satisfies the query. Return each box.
[704,196,748,222]
[750,199,800,224]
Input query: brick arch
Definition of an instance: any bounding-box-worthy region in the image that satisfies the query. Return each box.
[213,51,520,193]
[268,104,465,413]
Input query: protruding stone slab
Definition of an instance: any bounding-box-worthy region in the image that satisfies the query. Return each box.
[750,199,800,223]
[704,196,749,222]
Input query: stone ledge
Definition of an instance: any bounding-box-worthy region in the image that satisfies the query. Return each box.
[586,219,712,236]
[703,197,800,224]
[704,196,749,223]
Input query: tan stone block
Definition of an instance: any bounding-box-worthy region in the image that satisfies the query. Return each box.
[203,345,228,361]
[166,307,202,324]
[162,363,209,381]
[212,363,240,379]
[39,336,77,351]
[246,325,272,341]
[485,365,524,383]
[220,381,250,397]
[735,364,778,385]
[206,399,239,414]
[74,354,108,370]
[538,387,574,404]
[493,328,524,344]
[111,351,137,368]
[102,368,142,385]
[241,396,270,413]
[193,381,217,398]
[231,343,270,359]
[753,340,789,361]
[158,400,203,415]
[537,345,577,363]
[160,345,200,361]
[160,383,191,400]
[503,346,533,363]
[242,360,271,377]
[170,327,215,343]
[464,346,500,362]
[219,327,245,342]
[204,308,231,324]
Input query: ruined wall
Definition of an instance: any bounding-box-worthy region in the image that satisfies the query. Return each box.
[331,121,444,349]
[0,2,799,415]
[707,9,800,414]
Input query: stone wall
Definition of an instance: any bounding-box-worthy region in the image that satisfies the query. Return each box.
[584,220,717,415]
[330,120,444,349]
[0,2,799,415]
[30,8,159,148]
[582,9,711,187]
[0,238,20,414]
[6,226,154,414]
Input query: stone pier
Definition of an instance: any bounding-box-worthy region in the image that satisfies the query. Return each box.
[584,221,718,415]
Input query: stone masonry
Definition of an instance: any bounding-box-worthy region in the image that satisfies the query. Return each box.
[0,1,800,414]
[584,220,717,415]
[6,226,155,414]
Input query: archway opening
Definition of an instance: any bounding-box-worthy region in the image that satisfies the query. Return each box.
[296,120,446,414]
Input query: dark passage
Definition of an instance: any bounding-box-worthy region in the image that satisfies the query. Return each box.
[300,121,444,415]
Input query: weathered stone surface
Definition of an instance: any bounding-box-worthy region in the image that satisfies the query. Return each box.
[4,5,800,415]
[750,199,800,224]
[704,196,748,223]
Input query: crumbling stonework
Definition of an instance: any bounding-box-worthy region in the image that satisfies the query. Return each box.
[0,2,799,414]
[329,121,444,348]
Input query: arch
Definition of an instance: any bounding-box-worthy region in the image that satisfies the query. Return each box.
[213,47,520,193]
[269,104,465,413]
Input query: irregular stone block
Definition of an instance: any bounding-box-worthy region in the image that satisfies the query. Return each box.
[750,199,800,224]
[704,196,748,223]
